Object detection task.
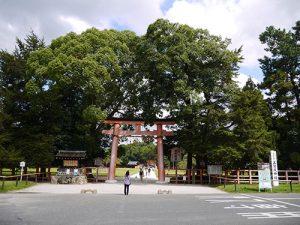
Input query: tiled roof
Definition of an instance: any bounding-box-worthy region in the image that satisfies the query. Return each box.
[56,150,86,159]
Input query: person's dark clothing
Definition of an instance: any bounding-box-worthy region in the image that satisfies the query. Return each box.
[123,173,131,195]
[124,184,129,195]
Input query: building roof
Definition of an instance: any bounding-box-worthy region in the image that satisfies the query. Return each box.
[127,161,139,166]
[56,150,86,159]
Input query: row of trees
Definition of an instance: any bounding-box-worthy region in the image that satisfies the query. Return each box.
[0,19,299,170]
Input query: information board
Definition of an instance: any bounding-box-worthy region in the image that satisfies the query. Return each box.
[207,165,222,175]
[258,163,272,190]
[94,157,102,166]
[171,148,182,162]
[258,169,272,189]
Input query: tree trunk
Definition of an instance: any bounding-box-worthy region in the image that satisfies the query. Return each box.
[196,155,201,175]
[41,167,46,173]
[186,153,193,176]
[11,167,15,175]
[0,167,2,176]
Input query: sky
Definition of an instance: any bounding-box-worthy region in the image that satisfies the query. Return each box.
[0,0,299,85]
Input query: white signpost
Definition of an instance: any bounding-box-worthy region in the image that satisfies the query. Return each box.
[20,161,25,181]
[270,150,279,186]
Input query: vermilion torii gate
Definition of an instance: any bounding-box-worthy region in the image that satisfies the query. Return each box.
[102,119,175,183]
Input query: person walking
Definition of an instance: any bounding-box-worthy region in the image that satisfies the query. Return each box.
[124,170,131,195]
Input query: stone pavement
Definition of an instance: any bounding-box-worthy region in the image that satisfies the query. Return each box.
[15,182,226,195]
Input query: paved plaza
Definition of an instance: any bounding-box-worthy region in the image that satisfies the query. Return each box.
[1,190,300,225]
[15,182,226,195]
[0,182,298,225]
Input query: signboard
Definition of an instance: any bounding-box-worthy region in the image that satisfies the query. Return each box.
[270,150,279,186]
[74,169,79,176]
[257,163,270,170]
[207,165,222,175]
[94,157,102,166]
[20,161,26,167]
[170,148,182,162]
[63,160,78,167]
[258,163,272,190]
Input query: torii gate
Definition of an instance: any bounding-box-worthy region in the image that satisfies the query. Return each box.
[102,119,175,183]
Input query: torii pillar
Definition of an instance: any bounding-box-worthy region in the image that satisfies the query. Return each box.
[102,119,175,183]
[156,124,165,183]
[106,123,120,183]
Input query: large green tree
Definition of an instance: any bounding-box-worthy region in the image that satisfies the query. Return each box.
[136,19,242,168]
[223,79,276,168]
[26,28,140,163]
[259,21,300,168]
[118,142,157,166]
[0,32,52,169]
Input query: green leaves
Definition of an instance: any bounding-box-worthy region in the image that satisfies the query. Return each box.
[82,105,106,123]
[118,142,157,166]
[259,21,300,168]
[229,79,275,167]
[2,19,292,170]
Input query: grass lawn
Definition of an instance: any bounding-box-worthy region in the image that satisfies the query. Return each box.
[215,183,300,193]
[115,168,139,177]
[0,181,36,193]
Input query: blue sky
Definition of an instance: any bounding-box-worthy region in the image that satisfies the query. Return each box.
[0,0,299,85]
[161,0,176,12]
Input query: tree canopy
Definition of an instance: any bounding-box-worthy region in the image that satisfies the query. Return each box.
[1,19,297,170]
[259,21,300,168]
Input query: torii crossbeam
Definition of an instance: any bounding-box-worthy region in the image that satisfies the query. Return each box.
[102,119,175,183]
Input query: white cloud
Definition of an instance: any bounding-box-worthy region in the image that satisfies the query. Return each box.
[234,73,259,88]
[165,0,300,68]
[0,0,165,51]
[0,0,299,81]
[165,0,239,38]
[59,16,91,34]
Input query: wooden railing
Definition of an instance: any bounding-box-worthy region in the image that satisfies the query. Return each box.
[224,170,300,184]
[165,169,300,184]
[1,173,44,191]
[1,167,299,185]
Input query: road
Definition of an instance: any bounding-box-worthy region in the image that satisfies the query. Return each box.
[1,193,300,225]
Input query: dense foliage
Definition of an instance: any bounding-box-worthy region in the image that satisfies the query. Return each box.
[0,19,298,170]
[259,21,300,168]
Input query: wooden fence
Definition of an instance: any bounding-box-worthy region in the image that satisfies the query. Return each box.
[1,167,299,185]
[224,169,300,184]
[1,173,44,191]
[165,169,300,184]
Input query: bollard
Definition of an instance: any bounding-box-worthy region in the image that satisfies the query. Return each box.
[234,180,237,192]
[16,176,19,187]
[223,178,226,188]
[26,175,28,185]
[290,180,293,192]
[35,174,38,183]
[1,177,4,191]
[192,169,195,184]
